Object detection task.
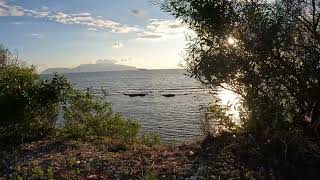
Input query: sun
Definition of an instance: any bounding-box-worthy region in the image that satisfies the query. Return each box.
[227,37,236,45]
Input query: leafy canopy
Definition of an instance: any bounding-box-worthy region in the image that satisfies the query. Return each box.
[161,0,320,132]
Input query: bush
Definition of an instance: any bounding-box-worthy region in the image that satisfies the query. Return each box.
[0,65,70,144]
[61,88,140,140]
[0,46,140,145]
[140,134,162,146]
[201,101,241,137]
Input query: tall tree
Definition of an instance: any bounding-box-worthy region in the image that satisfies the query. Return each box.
[161,0,320,133]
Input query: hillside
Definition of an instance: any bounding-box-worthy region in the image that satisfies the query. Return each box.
[42,61,137,74]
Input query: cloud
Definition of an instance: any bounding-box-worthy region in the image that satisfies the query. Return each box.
[48,12,139,33]
[88,27,98,31]
[0,0,6,5]
[130,9,146,18]
[12,22,22,25]
[95,57,135,66]
[119,56,133,62]
[112,42,123,49]
[0,1,47,17]
[0,1,139,34]
[95,59,118,64]
[41,6,49,11]
[0,1,24,16]
[0,1,188,39]
[28,33,44,39]
[138,32,162,39]
[137,19,187,40]
[95,57,134,65]
[25,9,49,18]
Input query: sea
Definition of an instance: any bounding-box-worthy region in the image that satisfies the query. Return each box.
[47,69,226,142]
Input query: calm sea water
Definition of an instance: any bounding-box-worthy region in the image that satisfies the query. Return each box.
[57,69,214,141]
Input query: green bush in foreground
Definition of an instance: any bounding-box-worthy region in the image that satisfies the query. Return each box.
[0,45,140,145]
[0,64,69,144]
[62,88,140,140]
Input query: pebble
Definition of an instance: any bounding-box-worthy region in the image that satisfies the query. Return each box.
[189,151,194,156]
[87,175,98,179]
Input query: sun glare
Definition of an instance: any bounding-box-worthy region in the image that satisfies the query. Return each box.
[218,89,241,120]
[227,37,236,46]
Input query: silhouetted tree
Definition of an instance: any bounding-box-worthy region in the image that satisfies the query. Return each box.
[161,0,320,135]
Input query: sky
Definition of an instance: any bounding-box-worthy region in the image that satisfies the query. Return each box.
[0,0,189,72]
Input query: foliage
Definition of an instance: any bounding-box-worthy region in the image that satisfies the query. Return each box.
[161,0,320,136]
[0,45,20,67]
[201,100,241,136]
[61,88,140,140]
[140,134,162,146]
[0,45,140,145]
[143,170,157,180]
[31,167,45,179]
[0,47,71,144]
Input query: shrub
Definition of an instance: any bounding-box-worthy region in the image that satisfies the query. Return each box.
[0,63,70,144]
[0,45,140,145]
[201,101,241,137]
[140,134,162,146]
[61,88,140,140]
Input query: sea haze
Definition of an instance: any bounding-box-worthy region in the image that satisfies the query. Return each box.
[45,69,213,141]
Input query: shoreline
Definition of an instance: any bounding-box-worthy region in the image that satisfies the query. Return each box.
[2,132,319,179]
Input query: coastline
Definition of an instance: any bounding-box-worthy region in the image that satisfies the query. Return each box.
[2,132,320,179]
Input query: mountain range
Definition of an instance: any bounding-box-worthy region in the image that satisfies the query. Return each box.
[42,60,137,74]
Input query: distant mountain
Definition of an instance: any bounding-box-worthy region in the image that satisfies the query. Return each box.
[42,61,137,74]
[41,68,70,74]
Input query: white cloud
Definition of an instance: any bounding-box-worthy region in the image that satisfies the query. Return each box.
[95,59,118,64]
[138,32,162,39]
[0,1,188,39]
[146,19,186,33]
[137,19,188,40]
[41,6,49,11]
[12,22,22,25]
[95,57,134,66]
[112,42,123,49]
[88,27,98,31]
[28,33,44,39]
[48,11,139,34]
[0,1,139,34]
[0,1,24,16]
[25,9,49,18]
[130,9,146,18]
[8,6,24,16]
[0,0,6,6]
[0,8,6,16]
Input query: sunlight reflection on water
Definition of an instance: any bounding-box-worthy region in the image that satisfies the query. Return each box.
[200,89,242,136]
[218,88,241,120]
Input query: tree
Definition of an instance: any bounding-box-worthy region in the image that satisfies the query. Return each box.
[161,0,320,135]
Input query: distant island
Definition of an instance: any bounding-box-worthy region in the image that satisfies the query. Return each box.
[42,59,138,74]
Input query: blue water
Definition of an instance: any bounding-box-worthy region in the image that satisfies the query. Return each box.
[58,69,213,141]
